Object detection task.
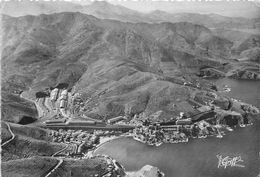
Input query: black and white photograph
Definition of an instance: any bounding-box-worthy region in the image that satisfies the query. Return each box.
[1,0,260,176]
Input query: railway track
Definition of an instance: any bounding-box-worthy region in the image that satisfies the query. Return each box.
[1,122,15,147]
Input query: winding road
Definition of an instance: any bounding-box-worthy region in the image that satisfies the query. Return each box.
[52,143,69,157]
[44,143,70,177]
[1,122,15,147]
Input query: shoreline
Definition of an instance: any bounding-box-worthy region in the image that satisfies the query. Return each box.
[93,122,255,149]
[92,134,132,154]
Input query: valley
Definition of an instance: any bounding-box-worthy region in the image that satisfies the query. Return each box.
[1,2,260,177]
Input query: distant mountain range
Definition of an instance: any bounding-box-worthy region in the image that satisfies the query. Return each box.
[2,3,260,175]
[2,12,260,121]
[2,1,260,30]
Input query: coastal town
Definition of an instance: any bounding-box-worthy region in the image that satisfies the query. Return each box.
[3,71,258,177]
[2,3,260,177]
[32,82,259,153]
[3,72,257,177]
[48,128,125,157]
[132,119,221,146]
[2,1,260,176]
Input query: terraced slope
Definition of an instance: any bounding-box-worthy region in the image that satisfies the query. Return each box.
[1,156,122,177]
[1,157,58,177]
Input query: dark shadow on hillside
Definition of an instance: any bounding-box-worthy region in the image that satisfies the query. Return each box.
[18,116,37,125]
[55,83,69,89]
[35,92,49,98]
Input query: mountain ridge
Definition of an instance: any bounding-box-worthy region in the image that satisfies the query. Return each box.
[2,1,259,30]
[3,12,257,121]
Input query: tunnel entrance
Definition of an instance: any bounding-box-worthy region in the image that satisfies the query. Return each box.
[18,116,37,125]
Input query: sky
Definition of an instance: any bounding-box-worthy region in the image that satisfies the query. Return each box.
[73,0,260,18]
[1,0,259,18]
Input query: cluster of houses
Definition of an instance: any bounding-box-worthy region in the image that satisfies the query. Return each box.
[45,84,243,149]
[49,129,98,144]
[132,118,222,146]
[133,126,165,146]
[133,124,190,146]
[49,129,98,155]
[48,128,125,157]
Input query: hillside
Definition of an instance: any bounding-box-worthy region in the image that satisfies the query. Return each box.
[212,28,260,61]
[2,12,236,120]
[2,12,259,122]
[1,121,67,161]
[1,156,125,177]
[81,1,144,23]
[1,93,38,123]
[146,11,259,29]
[1,157,59,177]
[1,7,260,177]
